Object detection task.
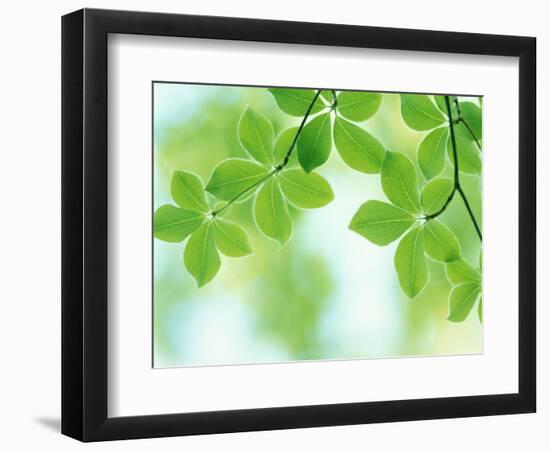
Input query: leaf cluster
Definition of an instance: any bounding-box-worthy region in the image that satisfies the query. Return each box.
[349,94,482,322]
[154,102,335,287]
[269,88,385,174]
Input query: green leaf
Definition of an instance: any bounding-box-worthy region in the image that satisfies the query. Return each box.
[213,219,252,257]
[400,94,445,131]
[478,297,483,323]
[254,178,292,247]
[445,259,481,285]
[333,116,385,173]
[238,107,275,164]
[349,200,415,246]
[183,223,221,287]
[336,91,382,122]
[381,151,421,213]
[268,88,325,117]
[422,219,461,262]
[460,101,482,141]
[170,170,208,212]
[394,227,428,298]
[434,95,457,115]
[448,282,481,322]
[206,158,270,201]
[153,205,204,242]
[417,127,448,180]
[421,178,453,215]
[279,168,334,209]
[297,113,332,173]
[448,122,481,174]
[273,127,299,166]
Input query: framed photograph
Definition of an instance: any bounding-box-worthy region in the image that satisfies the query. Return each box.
[61,8,536,442]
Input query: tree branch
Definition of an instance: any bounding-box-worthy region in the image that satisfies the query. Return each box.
[279,90,322,169]
[457,185,482,240]
[425,96,482,241]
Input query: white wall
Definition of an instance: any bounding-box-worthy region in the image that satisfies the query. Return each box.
[0,0,545,448]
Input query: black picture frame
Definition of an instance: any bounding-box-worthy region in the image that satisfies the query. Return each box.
[62,8,536,442]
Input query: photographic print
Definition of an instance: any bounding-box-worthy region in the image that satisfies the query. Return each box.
[153,83,483,368]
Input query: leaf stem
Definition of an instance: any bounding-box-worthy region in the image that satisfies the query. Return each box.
[330,90,338,109]
[457,118,482,151]
[453,97,481,151]
[457,185,482,240]
[425,96,482,241]
[212,172,275,216]
[279,90,322,169]
[213,90,323,216]
[424,188,456,220]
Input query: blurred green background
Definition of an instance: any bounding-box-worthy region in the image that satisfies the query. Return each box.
[153,83,483,368]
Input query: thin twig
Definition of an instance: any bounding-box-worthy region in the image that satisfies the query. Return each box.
[279,90,322,168]
[213,90,323,215]
[458,117,482,151]
[453,97,481,150]
[425,96,482,241]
